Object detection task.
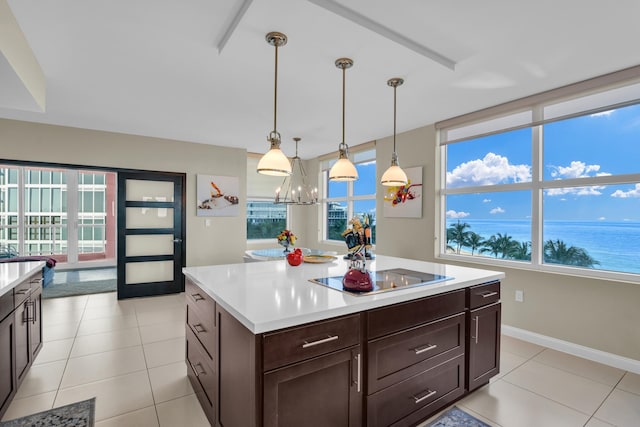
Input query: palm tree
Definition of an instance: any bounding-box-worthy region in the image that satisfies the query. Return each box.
[466,232,486,256]
[544,239,600,268]
[447,220,471,254]
[510,241,531,261]
[481,233,519,259]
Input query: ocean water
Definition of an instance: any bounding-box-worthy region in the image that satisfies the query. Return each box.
[447,219,640,274]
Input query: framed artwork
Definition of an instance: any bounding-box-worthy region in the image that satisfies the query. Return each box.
[382,166,423,218]
[197,174,240,217]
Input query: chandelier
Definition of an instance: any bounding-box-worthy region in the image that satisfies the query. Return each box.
[275,137,318,205]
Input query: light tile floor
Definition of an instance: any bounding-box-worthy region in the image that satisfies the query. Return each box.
[2,292,639,427]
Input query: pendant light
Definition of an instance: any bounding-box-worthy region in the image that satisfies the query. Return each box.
[275,137,318,205]
[328,58,358,181]
[380,77,408,186]
[257,32,292,176]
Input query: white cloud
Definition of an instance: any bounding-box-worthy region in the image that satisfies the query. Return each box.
[482,198,491,203]
[446,210,470,219]
[490,207,505,214]
[447,153,531,187]
[548,161,609,179]
[590,110,614,117]
[611,183,640,198]
[598,216,606,221]
[546,187,603,196]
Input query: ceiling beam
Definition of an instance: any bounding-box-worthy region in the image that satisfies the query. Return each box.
[216,0,254,54]
[307,0,456,70]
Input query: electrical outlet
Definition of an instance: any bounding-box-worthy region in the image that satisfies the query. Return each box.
[515,290,524,302]
[205,219,211,227]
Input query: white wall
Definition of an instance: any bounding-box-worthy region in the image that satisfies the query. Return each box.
[0,118,247,267]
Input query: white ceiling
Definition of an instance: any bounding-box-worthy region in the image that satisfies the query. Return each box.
[3,0,640,159]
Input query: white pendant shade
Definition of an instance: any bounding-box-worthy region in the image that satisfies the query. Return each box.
[257,147,292,176]
[380,164,408,186]
[329,157,358,181]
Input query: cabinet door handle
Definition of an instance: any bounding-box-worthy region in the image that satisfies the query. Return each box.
[301,335,338,349]
[192,323,206,333]
[413,389,437,404]
[413,344,437,355]
[479,291,498,298]
[30,300,37,323]
[191,293,205,302]
[355,353,361,393]
[191,362,206,377]
[473,315,479,344]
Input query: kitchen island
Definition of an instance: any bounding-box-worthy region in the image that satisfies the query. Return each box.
[183,255,504,427]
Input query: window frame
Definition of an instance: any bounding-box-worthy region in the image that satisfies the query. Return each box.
[437,78,640,284]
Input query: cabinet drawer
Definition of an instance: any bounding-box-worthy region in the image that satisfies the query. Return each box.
[186,327,216,412]
[186,303,215,359]
[367,290,465,339]
[263,314,360,371]
[185,279,215,316]
[467,281,500,309]
[368,312,465,394]
[367,354,465,427]
[13,279,33,308]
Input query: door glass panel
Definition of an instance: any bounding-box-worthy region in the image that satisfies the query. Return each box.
[126,234,174,257]
[126,260,174,284]
[126,180,174,202]
[126,208,173,229]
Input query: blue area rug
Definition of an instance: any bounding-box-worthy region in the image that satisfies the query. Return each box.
[425,406,491,427]
[0,398,95,427]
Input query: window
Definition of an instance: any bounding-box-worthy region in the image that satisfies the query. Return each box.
[321,148,376,244]
[439,76,640,280]
[246,200,287,240]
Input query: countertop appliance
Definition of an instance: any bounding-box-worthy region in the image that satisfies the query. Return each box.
[310,268,454,296]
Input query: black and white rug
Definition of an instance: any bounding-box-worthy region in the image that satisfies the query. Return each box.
[0,398,95,427]
[425,406,491,427]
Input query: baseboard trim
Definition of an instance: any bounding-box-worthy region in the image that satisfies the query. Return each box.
[502,324,640,375]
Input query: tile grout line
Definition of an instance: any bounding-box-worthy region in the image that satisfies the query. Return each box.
[581,372,628,426]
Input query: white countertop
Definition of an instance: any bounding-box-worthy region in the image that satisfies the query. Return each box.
[183,255,504,334]
[0,261,45,297]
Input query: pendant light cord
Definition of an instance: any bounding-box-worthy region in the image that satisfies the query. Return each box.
[273,44,278,133]
[342,65,346,145]
[393,84,397,153]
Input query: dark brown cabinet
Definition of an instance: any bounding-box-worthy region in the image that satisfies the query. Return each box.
[0,312,16,418]
[264,346,362,427]
[0,270,43,420]
[185,277,501,427]
[466,282,501,392]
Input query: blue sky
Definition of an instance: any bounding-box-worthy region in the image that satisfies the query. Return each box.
[446,104,640,222]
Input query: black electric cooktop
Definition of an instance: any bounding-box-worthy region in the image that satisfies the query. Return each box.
[309,268,454,296]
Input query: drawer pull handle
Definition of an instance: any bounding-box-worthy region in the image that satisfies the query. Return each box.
[413,389,437,404]
[302,335,339,349]
[413,344,437,355]
[191,293,205,302]
[191,362,206,377]
[15,289,30,295]
[479,291,498,298]
[192,323,206,333]
[30,278,43,284]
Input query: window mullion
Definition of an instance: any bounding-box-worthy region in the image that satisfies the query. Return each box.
[531,106,543,267]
